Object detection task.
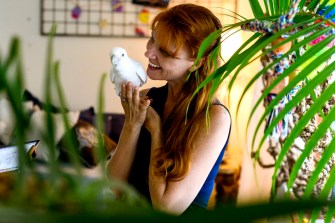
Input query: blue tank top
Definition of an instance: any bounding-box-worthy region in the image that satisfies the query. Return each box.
[127,84,231,211]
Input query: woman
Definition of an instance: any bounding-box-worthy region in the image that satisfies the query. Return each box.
[107,3,231,215]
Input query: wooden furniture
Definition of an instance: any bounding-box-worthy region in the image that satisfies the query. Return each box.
[215,149,241,206]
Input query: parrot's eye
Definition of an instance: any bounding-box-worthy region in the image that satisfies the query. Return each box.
[122,53,124,57]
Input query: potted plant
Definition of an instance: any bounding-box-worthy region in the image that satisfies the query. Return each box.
[194,0,335,221]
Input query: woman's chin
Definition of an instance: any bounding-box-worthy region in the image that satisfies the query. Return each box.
[147,69,162,80]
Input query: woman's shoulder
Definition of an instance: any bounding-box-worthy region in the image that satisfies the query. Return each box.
[210,102,231,126]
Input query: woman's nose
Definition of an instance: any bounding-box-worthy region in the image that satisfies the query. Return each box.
[144,50,152,58]
[145,42,156,59]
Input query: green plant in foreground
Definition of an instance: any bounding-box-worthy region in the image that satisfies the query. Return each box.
[0,31,151,219]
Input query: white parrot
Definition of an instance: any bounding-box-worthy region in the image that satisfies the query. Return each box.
[110,47,147,96]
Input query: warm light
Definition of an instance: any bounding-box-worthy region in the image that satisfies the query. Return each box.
[221,29,243,61]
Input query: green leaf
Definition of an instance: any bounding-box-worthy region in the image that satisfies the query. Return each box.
[252,26,334,156]
[272,47,335,197]
[303,133,335,197]
[306,0,323,11]
[96,73,108,174]
[53,60,83,175]
[194,29,222,67]
[249,0,265,18]
[238,19,324,143]
[287,98,335,193]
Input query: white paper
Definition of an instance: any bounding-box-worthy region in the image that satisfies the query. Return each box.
[0,141,39,173]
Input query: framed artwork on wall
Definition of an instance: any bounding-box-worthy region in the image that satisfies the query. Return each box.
[40,0,238,38]
[132,0,170,8]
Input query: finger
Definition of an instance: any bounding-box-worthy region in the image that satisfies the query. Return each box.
[139,92,145,98]
[140,97,153,105]
[120,83,127,103]
[125,82,133,102]
[133,86,140,104]
[139,97,151,105]
[140,94,150,100]
[139,98,151,111]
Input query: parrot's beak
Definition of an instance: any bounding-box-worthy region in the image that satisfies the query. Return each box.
[112,55,119,66]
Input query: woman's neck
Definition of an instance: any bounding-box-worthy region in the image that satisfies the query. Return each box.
[167,81,183,101]
[163,82,183,121]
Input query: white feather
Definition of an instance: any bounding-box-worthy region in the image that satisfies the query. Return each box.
[110,47,147,96]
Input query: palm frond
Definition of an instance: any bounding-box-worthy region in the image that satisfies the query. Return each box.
[195,0,335,220]
[253,29,335,155]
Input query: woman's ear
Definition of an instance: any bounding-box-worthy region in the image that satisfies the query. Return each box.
[189,58,205,72]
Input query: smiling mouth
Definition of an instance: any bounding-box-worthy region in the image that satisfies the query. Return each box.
[148,62,162,69]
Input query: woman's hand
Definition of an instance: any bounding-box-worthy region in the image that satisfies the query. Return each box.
[107,83,151,183]
[121,82,151,128]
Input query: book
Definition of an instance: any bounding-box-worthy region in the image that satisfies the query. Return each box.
[0,140,39,173]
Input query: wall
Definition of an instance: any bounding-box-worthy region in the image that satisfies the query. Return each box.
[0,0,165,113]
[232,0,274,205]
[0,0,245,114]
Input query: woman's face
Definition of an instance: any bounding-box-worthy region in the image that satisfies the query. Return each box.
[144,30,195,82]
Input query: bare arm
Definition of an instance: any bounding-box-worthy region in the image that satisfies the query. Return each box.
[106,83,150,181]
[145,106,231,215]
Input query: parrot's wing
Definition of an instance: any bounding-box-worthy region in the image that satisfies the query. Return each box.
[110,68,116,83]
[135,62,147,85]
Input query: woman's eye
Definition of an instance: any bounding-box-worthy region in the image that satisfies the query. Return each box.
[159,48,171,57]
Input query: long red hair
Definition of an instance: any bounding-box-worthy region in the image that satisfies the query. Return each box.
[151,3,222,181]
